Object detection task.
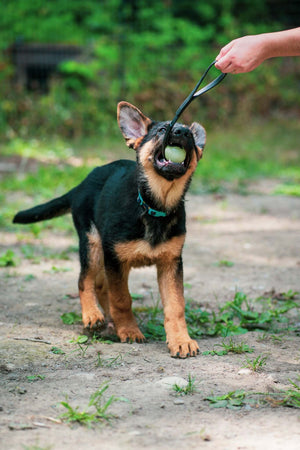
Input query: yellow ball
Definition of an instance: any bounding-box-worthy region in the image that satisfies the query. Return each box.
[165,146,186,163]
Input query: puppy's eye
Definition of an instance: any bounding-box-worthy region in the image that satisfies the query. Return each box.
[158,127,166,133]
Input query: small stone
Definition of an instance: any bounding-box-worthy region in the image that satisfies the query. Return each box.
[173,398,184,405]
[128,430,141,436]
[157,376,188,389]
[238,368,252,376]
[0,363,15,373]
[267,374,279,383]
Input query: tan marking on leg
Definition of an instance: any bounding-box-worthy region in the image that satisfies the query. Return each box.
[95,271,109,316]
[157,260,199,358]
[114,235,191,350]
[79,273,105,328]
[107,268,145,343]
[79,226,105,328]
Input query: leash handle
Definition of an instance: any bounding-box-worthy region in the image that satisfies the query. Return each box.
[163,61,226,149]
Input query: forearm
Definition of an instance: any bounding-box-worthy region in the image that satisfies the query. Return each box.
[263,28,300,58]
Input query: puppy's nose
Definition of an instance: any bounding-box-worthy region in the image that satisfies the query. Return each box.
[173,126,190,138]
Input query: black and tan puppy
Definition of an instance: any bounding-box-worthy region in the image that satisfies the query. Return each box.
[13,102,206,358]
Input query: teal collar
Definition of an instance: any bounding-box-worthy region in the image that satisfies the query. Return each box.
[137,190,167,218]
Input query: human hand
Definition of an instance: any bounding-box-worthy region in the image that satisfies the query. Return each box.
[215,35,268,73]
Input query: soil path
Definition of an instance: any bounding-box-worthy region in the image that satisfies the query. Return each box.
[1,193,300,450]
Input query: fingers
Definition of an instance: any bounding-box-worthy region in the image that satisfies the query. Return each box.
[215,52,235,73]
[215,35,267,74]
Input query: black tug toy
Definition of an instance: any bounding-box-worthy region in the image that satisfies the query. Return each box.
[163,60,227,153]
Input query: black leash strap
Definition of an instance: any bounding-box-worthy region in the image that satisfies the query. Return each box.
[163,60,227,149]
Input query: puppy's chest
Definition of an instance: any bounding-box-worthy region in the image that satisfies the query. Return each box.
[113,215,183,267]
[114,233,185,268]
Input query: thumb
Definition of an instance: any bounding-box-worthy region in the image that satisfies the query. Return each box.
[216,41,234,61]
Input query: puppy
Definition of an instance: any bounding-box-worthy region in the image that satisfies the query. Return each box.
[13,101,206,358]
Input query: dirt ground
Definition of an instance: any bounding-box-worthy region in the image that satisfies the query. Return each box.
[1,189,300,450]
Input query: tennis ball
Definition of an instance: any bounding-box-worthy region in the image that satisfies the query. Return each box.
[165,146,186,163]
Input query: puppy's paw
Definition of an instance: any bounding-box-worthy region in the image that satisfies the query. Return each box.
[118,326,146,344]
[168,338,200,358]
[82,307,105,329]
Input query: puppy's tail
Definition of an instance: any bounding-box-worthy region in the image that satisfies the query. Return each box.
[13,191,73,224]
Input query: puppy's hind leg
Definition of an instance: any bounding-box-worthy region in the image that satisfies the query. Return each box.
[94,269,116,335]
[78,226,105,329]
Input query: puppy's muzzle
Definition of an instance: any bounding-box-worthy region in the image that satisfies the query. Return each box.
[153,125,196,180]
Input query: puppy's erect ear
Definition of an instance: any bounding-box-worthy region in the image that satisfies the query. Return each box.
[190,122,206,160]
[117,101,152,149]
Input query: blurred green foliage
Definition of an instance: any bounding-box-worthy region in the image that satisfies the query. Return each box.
[0,0,299,139]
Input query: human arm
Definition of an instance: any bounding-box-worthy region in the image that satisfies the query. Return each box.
[215,28,300,74]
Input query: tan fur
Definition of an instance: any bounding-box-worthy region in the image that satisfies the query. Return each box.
[157,260,199,357]
[114,235,185,268]
[195,145,203,160]
[79,226,107,327]
[106,269,145,343]
[86,224,103,270]
[79,275,105,328]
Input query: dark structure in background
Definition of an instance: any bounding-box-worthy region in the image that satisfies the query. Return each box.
[11,41,82,92]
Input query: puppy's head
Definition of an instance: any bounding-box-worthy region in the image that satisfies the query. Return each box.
[117,101,206,182]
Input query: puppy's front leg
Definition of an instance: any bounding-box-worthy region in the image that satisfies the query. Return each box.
[157,257,200,358]
[107,266,145,343]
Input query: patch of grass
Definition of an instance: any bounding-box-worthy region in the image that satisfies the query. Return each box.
[24,274,35,282]
[69,335,89,356]
[256,332,285,343]
[60,383,124,427]
[27,374,45,382]
[274,183,300,197]
[92,335,118,344]
[136,299,166,341]
[50,347,65,355]
[172,374,198,396]
[44,265,72,274]
[214,260,234,268]
[0,249,18,267]
[96,351,124,368]
[205,390,248,410]
[264,377,300,408]
[261,289,299,301]
[242,354,268,372]
[61,312,82,325]
[131,293,144,300]
[203,338,254,356]
[136,290,299,342]
[206,377,300,410]
[217,291,299,334]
